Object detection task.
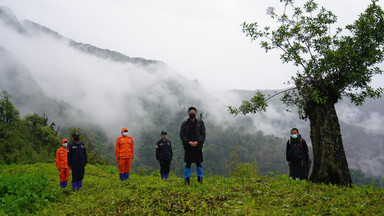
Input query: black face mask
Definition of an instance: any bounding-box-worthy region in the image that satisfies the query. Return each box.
[74,137,80,142]
[189,114,196,119]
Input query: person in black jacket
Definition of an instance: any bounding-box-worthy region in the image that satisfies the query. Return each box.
[156,130,173,179]
[68,132,87,192]
[286,128,310,180]
[180,107,206,184]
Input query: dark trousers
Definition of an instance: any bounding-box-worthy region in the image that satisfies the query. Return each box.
[159,160,171,174]
[71,166,85,183]
[185,162,202,168]
[289,160,306,180]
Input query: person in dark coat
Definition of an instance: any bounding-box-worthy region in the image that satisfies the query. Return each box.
[180,107,206,184]
[156,130,173,179]
[68,132,87,192]
[286,128,310,180]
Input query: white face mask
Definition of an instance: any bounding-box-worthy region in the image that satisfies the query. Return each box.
[62,143,68,147]
[122,132,128,136]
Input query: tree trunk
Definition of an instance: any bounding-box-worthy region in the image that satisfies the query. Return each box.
[308,100,352,186]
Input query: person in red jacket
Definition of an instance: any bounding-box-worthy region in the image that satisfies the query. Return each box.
[116,128,134,182]
[56,138,70,188]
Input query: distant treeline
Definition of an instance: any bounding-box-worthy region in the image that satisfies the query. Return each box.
[0,90,107,165]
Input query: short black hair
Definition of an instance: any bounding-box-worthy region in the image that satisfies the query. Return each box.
[188,107,197,112]
[291,128,299,133]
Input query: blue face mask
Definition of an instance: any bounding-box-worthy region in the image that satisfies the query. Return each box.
[291,134,298,139]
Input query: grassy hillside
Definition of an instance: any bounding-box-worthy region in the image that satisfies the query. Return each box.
[1,163,384,215]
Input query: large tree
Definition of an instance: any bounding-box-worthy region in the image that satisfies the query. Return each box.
[229,0,384,186]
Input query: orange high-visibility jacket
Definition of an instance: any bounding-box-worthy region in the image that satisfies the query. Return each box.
[56,147,69,169]
[116,136,134,161]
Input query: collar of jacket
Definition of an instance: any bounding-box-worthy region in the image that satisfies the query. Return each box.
[71,141,83,146]
[187,118,199,123]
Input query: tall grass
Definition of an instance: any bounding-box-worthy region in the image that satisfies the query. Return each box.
[0,173,59,215]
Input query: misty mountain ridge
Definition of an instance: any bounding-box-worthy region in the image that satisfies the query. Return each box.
[0,6,239,144]
[0,6,25,33]
[0,6,159,66]
[1,6,384,178]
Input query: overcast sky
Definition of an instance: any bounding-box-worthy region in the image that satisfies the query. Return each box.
[0,0,382,91]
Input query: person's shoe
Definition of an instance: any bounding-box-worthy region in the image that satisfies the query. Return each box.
[77,181,82,190]
[63,182,67,188]
[124,173,130,180]
[119,173,125,182]
[165,173,169,179]
[185,177,190,185]
[198,176,203,183]
[197,167,203,177]
[161,173,165,179]
[72,182,77,192]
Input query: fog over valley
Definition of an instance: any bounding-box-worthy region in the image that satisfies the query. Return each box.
[1,6,383,178]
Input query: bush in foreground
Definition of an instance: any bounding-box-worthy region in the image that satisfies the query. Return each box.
[0,173,59,215]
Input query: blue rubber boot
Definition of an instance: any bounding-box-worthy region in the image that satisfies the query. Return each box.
[184,168,191,185]
[63,182,67,188]
[197,167,203,183]
[60,182,63,188]
[77,181,82,190]
[161,173,165,179]
[125,173,129,180]
[165,173,169,179]
[119,173,125,182]
[72,182,77,192]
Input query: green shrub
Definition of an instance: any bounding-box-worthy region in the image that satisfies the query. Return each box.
[133,165,155,176]
[0,173,59,215]
[94,164,118,175]
[232,163,259,178]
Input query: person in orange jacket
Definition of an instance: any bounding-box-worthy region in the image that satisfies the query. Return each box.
[56,138,70,188]
[116,128,134,181]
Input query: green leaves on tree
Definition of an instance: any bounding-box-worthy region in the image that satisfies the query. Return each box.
[228,91,268,115]
[234,0,384,119]
[230,0,384,186]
